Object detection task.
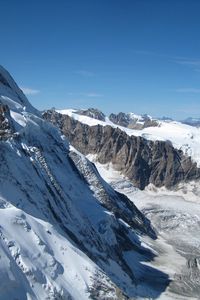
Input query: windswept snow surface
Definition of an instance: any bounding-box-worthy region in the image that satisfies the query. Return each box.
[0,205,97,300]
[57,109,200,167]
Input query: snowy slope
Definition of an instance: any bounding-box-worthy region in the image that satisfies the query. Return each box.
[0,205,98,300]
[57,109,200,167]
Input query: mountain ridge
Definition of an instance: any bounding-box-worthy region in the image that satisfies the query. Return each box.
[44,109,200,190]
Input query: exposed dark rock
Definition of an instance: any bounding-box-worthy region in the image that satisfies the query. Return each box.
[0,104,14,139]
[43,109,200,190]
[109,112,130,127]
[75,108,106,121]
[0,73,11,88]
[109,112,159,129]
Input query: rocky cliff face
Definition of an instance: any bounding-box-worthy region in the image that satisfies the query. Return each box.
[0,104,14,139]
[44,110,200,190]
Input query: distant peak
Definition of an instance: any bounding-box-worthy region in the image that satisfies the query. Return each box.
[109,111,159,129]
[75,107,106,121]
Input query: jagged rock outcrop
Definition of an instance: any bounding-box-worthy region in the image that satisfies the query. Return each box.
[69,149,155,236]
[43,110,200,190]
[0,104,14,139]
[0,72,12,88]
[75,108,106,121]
[109,112,130,128]
[109,112,159,129]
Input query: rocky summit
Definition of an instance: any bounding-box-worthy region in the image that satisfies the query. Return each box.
[109,112,159,129]
[75,107,106,121]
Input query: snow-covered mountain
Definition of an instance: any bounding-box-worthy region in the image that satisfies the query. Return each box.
[2,66,200,300]
[0,66,173,300]
[43,107,200,299]
[62,108,159,129]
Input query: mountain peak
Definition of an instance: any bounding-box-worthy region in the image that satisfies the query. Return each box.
[0,65,37,114]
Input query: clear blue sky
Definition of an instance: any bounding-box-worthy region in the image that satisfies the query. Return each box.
[1,0,200,119]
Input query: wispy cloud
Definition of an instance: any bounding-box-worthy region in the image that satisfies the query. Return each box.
[134,50,200,71]
[68,92,103,98]
[175,88,200,94]
[133,49,169,59]
[84,92,102,97]
[133,50,156,56]
[174,59,200,67]
[21,87,40,95]
[73,70,94,77]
